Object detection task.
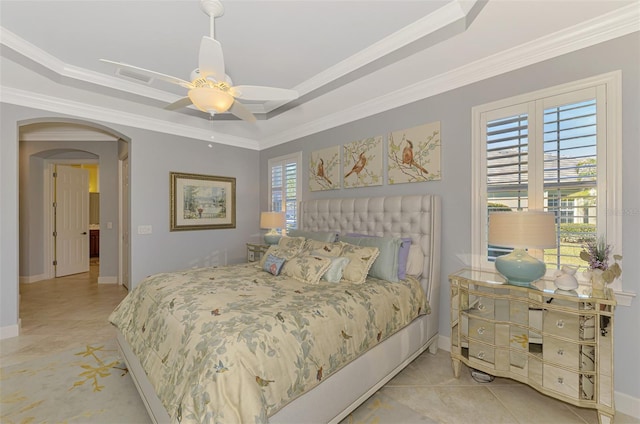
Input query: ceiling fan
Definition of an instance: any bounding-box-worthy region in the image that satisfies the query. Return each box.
[101,0,298,122]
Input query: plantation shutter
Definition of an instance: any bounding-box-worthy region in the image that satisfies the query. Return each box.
[486,113,530,210]
[482,87,603,270]
[269,153,301,231]
[485,107,530,260]
[542,98,598,266]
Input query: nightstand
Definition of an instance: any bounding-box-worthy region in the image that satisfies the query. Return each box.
[449,268,616,424]
[246,243,269,263]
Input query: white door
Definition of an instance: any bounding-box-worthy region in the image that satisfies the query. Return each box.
[120,155,130,289]
[55,165,90,277]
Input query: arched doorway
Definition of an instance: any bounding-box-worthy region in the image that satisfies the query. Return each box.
[18,119,130,290]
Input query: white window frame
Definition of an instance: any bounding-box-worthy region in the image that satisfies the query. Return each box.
[471,71,623,292]
[267,151,302,233]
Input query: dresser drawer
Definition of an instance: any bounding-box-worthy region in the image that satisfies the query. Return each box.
[543,364,580,399]
[469,341,495,366]
[543,337,580,369]
[544,310,579,339]
[467,295,495,317]
[468,318,494,344]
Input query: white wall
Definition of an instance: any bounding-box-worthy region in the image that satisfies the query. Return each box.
[259,34,640,402]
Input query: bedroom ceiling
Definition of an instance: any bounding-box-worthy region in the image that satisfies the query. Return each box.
[1,0,638,150]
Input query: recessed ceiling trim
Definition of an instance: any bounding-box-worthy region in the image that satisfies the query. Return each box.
[1,1,481,118]
[271,0,480,108]
[259,3,640,149]
[2,3,637,152]
[0,27,183,105]
[1,86,260,150]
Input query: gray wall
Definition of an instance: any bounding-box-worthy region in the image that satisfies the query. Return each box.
[1,105,260,331]
[19,140,119,280]
[259,34,640,399]
[123,127,260,285]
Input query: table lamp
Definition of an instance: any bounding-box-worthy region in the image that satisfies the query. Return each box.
[488,211,556,286]
[260,211,286,245]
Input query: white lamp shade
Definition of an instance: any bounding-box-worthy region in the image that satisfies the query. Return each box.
[260,211,285,230]
[488,211,556,249]
[188,87,235,113]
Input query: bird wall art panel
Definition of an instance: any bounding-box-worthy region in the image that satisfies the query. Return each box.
[343,136,383,188]
[309,146,340,191]
[387,121,441,184]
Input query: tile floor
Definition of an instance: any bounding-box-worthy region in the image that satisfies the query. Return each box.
[1,264,638,424]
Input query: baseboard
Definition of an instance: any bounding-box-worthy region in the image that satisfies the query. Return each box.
[19,274,47,284]
[0,323,20,340]
[616,391,640,419]
[438,334,451,352]
[98,276,118,284]
[436,335,639,418]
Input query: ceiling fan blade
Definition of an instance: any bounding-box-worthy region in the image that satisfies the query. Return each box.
[231,85,299,101]
[165,97,193,111]
[100,59,193,88]
[198,36,225,82]
[228,101,257,123]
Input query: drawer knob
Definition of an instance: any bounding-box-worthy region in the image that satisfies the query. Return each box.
[556,320,565,329]
[478,303,486,311]
[557,377,564,384]
[557,349,564,356]
[477,327,485,335]
[477,351,485,359]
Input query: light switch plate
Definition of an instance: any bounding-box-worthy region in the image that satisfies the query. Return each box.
[138,225,152,235]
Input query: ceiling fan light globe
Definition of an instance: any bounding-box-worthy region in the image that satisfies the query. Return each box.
[188,87,234,113]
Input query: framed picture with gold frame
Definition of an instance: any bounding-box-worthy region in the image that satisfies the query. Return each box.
[170,172,236,231]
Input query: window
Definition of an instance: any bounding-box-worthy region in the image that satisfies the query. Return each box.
[472,72,622,289]
[268,152,302,232]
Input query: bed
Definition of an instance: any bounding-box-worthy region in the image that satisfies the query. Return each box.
[111,194,441,423]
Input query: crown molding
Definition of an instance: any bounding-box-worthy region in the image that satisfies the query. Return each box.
[0,27,179,104]
[2,3,637,151]
[264,0,480,111]
[0,27,268,115]
[1,0,480,116]
[259,3,640,149]
[1,86,260,150]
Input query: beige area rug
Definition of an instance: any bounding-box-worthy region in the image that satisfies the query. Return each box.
[0,338,436,424]
[0,340,150,423]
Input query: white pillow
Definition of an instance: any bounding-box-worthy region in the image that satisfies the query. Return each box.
[405,245,424,277]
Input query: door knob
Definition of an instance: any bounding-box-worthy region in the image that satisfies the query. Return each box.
[82,232,87,235]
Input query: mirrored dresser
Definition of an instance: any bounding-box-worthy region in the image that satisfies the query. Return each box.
[449,268,616,424]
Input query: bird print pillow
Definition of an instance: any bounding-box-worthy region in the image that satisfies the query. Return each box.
[338,242,380,284]
[281,254,333,284]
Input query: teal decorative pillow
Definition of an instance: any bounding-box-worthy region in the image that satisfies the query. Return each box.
[263,254,286,276]
[320,256,351,283]
[339,235,402,282]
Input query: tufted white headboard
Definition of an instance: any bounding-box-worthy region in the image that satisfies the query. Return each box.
[300,195,441,308]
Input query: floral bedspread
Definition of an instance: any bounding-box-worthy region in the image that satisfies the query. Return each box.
[109,263,429,423]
